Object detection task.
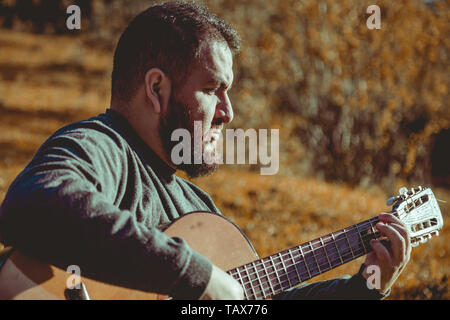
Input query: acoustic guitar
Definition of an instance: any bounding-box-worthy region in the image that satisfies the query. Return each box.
[0,186,443,300]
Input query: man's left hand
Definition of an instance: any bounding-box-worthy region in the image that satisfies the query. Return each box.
[361,212,411,294]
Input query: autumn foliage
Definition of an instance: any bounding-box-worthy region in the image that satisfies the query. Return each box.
[0,0,448,299]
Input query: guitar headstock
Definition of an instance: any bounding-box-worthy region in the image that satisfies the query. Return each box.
[388,186,444,247]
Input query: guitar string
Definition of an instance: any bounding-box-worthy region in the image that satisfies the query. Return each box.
[234,199,429,299]
[236,248,366,300]
[244,250,366,300]
[228,218,381,299]
[229,217,379,282]
[250,210,431,300]
[233,233,378,300]
[231,235,374,300]
[244,227,386,300]
[231,220,381,299]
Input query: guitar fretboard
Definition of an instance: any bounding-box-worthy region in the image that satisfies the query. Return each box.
[227,216,381,300]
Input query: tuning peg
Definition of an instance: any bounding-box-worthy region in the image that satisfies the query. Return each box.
[399,187,408,195]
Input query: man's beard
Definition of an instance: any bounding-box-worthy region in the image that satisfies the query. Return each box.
[159,93,220,178]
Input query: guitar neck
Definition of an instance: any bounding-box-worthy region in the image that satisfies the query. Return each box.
[227,216,382,300]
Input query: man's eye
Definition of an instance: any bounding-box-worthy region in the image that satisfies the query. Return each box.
[203,88,216,94]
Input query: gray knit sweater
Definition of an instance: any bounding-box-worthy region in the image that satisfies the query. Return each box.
[0,109,218,299]
[0,109,387,300]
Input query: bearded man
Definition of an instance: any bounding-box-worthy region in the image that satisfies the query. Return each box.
[0,1,410,300]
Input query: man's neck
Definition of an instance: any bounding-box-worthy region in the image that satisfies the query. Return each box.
[110,104,177,171]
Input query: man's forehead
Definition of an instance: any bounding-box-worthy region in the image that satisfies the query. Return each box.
[204,72,233,87]
[195,41,234,84]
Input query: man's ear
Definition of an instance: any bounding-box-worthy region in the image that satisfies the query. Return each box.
[144,68,171,115]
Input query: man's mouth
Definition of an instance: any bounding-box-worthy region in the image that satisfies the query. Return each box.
[208,129,222,142]
[202,123,223,143]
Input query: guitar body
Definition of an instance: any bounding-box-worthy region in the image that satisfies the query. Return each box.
[0,212,258,300]
[0,186,443,300]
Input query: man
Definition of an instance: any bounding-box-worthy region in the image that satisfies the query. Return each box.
[0,1,410,300]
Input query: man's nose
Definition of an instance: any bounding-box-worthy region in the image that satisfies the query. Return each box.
[216,94,234,124]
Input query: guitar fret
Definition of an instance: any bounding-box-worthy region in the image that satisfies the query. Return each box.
[229,269,238,280]
[298,245,312,279]
[235,267,249,300]
[244,265,257,300]
[288,249,302,283]
[355,223,368,253]
[309,242,322,273]
[252,261,266,299]
[343,228,356,258]
[331,233,344,265]
[270,255,283,294]
[279,252,292,288]
[261,258,276,296]
[320,237,332,269]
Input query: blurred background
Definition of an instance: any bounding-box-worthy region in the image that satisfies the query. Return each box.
[0,0,448,299]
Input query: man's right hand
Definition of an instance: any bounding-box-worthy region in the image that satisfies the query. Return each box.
[199,264,244,300]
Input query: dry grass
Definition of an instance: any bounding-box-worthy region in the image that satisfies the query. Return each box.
[0,29,448,300]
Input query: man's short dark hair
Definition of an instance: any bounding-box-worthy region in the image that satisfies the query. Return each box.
[111,1,241,103]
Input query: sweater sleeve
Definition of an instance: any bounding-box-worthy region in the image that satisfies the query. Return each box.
[0,130,212,299]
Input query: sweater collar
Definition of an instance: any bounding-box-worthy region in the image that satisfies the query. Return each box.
[105,108,177,178]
